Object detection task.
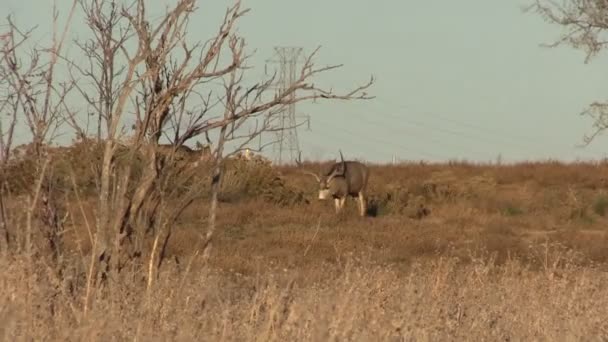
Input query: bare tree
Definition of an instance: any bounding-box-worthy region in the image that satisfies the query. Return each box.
[67,0,373,275]
[64,0,130,141]
[524,0,608,145]
[0,1,79,264]
[1,0,374,284]
[0,2,78,159]
[0,29,17,164]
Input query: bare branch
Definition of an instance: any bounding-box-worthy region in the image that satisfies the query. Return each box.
[525,0,608,146]
[524,0,608,63]
[1,0,375,277]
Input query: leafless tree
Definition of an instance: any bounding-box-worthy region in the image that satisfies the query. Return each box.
[0,27,15,253]
[64,0,130,141]
[524,0,608,145]
[0,1,79,264]
[0,2,78,159]
[76,0,372,276]
[1,0,374,285]
[0,30,17,164]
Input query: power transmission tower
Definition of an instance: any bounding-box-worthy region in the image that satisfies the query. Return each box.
[266,46,311,165]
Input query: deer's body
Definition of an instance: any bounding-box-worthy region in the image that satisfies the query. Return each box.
[297,151,370,216]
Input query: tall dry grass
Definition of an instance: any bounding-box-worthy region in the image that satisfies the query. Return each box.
[2,145,608,340]
[1,248,607,340]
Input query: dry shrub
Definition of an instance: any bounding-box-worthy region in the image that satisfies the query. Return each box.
[220,158,307,206]
[367,183,409,216]
[592,193,608,217]
[1,142,310,206]
[365,170,497,218]
[418,170,497,202]
[0,141,147,196]
[364,181,432,218]
[418,169,461,201]
[476,221,528,264]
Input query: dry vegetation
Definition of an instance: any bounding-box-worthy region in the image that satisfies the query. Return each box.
[3,146,608,340]
[2,0,608,340]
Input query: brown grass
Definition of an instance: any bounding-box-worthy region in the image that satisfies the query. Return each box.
[2,147,608,340]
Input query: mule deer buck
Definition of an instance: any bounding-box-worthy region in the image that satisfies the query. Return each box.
[296,151,370,216]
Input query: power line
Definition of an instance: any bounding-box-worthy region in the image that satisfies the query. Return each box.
[350,98,602,159]
[309,104,527,160]
[305,101,605,163]
[361,101,542,151]
[371,97,597,155]
[312,116,447,160]
[340,108,485,155]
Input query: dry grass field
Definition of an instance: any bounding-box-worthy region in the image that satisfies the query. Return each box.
[2,145,608,340]
[4,0,608,339]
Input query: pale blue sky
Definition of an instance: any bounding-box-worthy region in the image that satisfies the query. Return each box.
[3,0,608,163]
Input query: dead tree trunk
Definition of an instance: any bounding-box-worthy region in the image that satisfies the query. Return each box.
[202,125,228,258]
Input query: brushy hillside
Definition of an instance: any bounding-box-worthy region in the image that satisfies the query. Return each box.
[2,143,608,340]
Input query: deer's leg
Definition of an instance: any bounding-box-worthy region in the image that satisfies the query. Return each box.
[358,192,366,217]
[334,198,341,213]
[339,197,346,211]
